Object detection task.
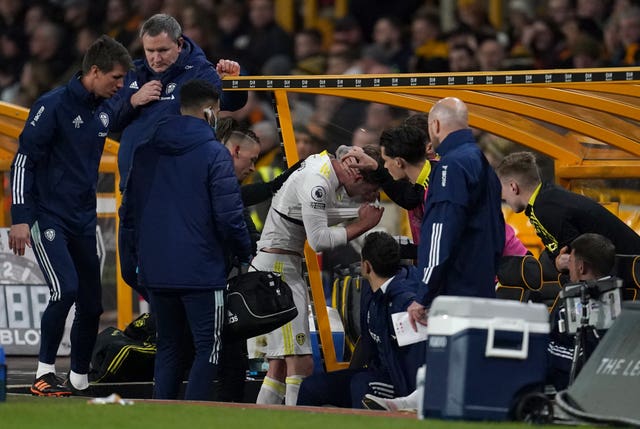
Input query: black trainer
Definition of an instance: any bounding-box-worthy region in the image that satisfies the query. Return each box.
[31,373,72,397]
[62,377,94,397]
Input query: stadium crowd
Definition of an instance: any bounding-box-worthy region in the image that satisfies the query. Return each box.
[2,0,640,107]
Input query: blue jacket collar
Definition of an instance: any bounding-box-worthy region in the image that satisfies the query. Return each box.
[68,72,101,107]
[436,128,475,157]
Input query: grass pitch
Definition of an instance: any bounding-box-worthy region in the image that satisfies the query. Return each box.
[0,394,595,429]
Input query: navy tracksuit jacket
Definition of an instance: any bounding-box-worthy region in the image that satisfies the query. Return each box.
[114,35,247,191]
[417,128,505,305]
[10,73,133,373]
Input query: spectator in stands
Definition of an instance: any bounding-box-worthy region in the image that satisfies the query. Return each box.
[455,0,497,41]
[105,0,139,50]
[297,231,424,408]
[521,18,569,68]
[496,151,640,275]
[477,36,507,71]
[120,79,253,401]
[293,28,326,75]
[295,125,326,160]
[29,20,71,80]
[12,59,57,107]
[332,15,364,53]
[448,43,478,72]
[547,0,576,27]
[610,6,640,66]
[210,1,247,62]
[368,16,411,72]
[241,0,292,75]
[409,10,449,73]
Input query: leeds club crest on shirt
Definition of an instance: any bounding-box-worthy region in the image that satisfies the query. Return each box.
[44,229,55,241]
[166,83,177,94]
[99,112,109,128]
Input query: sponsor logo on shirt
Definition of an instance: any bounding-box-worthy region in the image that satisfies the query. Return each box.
[30,106,45,127]
[129,81,139,89]
[310,185,327,209]
[311,186,326,201]
[441,164,448,187]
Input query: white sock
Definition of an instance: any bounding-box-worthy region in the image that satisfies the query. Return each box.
[36,362,56,379]
[69,371,89,390]
[256,376,285,404]
[284,375,304,406]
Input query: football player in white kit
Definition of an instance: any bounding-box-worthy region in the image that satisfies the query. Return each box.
[253,146,384,406]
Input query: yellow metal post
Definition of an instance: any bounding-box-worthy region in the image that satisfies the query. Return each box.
[273,90,349,372]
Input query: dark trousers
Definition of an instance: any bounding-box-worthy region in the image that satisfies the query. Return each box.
[213,333,248,402]
[297,368,374,408]
[149,288,224,401]
[32,218,102,374]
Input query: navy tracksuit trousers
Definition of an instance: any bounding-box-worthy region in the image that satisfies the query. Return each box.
[148,288,224,401]
[31,218,102,374]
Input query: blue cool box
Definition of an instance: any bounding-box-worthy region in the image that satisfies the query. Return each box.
[422,296,550,421]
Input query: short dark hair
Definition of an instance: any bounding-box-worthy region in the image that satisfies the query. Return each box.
[404,113,429,135]
[82,35,133,75]
[180,79,219,110]
[379,125,427,165]
[495,151,541,189]
[359,144,384,184]
[140,13,182,42]
[571,233,616,278]
[361,231,400,278]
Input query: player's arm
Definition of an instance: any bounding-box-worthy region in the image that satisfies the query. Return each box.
[298,168,349,252]
[9,99,58,255]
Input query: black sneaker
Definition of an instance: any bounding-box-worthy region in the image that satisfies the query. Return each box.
[62,377,94,397]
[31,373,72,397]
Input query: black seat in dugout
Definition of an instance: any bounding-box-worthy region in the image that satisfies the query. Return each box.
[613,255,640,301]
[496,255,543,302]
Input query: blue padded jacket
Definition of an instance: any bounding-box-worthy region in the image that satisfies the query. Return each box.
[120,114,252,290]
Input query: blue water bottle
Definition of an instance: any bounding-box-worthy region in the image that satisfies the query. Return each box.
[0,346,6,402]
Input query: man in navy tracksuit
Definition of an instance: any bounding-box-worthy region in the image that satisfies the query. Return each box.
[119,79,253,401]
[297,232,424,408]
[115,13,247,192]
[408,97,505,328]
[114,14,247,297]
[9,36,135,396]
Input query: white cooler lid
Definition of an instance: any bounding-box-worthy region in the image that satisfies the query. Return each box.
[429,296,549,323]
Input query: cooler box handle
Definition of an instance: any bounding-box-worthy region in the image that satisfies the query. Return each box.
[485,318,529,360]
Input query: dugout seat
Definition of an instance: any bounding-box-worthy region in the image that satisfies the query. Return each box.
[613,255,640,301]
[496,255,543,302]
